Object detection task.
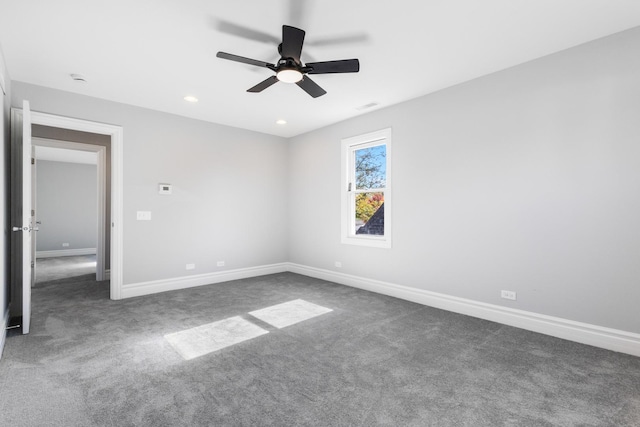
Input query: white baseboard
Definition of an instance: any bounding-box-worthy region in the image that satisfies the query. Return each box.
[287,263,640,358]
[36,248,96,258]
[0,309,8,360]
[117,260,640,357]
[122,263,289,299]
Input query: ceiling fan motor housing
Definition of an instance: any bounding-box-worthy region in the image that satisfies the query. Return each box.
[278,57,301,70]
[216,25,359,97]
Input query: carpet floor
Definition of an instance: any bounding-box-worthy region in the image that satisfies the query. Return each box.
[35,255,97,284]
[0,272,638,426]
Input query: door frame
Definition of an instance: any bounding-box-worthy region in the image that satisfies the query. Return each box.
[33,138,108,281]
[28,111,123,300]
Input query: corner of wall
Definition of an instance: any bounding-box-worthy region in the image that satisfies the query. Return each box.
[0,42,7,97]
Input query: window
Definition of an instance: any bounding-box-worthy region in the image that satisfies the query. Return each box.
[341,128,391,248]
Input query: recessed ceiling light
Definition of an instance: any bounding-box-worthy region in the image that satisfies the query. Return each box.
[184,95,198,103]
[276,119,287,125]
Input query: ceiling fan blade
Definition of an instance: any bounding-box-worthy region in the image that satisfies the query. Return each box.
[296,76,326,98]
[216,52,275,69]
[215,19,280,45]
[247,76,279,93]
[287,0,310,28]
[306,59,360,74]
[281,25,305,63]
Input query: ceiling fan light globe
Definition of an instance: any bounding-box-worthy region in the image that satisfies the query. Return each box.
[277,69,303,83]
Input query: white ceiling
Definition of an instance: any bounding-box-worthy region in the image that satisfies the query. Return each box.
[1,0,639,138]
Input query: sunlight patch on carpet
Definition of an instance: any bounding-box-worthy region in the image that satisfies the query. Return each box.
[248,299,333,329]
[165,316,268,360]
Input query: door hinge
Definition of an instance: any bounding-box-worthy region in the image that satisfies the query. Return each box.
[31,209,35,217]
[348,183,352,191]
[31,158,35,165]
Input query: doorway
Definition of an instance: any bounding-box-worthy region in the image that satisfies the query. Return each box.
[28,111,123,301]
[33,138,105,285]
[10,107,123,333]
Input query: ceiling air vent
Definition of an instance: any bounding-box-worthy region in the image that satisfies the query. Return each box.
[70,73,87,83]
[356,102,379,111]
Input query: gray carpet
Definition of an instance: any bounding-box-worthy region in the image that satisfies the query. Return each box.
[0,272,639,426]
[35,255,97,284]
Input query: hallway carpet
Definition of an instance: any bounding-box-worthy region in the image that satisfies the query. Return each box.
[1,273,639,426]
[35,255,97,284]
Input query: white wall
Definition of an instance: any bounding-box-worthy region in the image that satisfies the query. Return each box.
[11,83,289,285]
[35,160,97,252]
[288,27,640,334]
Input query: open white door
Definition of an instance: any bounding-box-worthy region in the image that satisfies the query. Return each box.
[23,101,33,334]
[10,100,33,334]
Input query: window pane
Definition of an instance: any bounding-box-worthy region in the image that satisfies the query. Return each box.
[355,193,384,235]
[355,145,386,190]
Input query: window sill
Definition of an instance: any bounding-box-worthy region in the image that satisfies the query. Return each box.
[341,235,391,249]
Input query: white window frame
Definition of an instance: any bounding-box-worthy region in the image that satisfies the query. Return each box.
[341,128,392,248]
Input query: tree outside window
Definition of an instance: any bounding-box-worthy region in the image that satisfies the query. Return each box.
[354,145,385,234]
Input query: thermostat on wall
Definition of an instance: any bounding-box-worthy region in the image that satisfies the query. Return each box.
[159,183,172,195]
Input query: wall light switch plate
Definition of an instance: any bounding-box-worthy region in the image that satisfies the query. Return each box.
[136,211,151,220]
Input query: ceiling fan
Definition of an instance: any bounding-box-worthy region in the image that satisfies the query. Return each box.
[216,25,360,98]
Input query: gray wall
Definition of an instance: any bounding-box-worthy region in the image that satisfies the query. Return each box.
[288,27,640,334]
[35,160,97,252]
[11,83,289,285]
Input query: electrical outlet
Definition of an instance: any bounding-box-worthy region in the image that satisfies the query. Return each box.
[186,263,195,270]
[501,290,517,301]
[62,243,70,247]
[217,261,225,267]
[334,261,342,268]
[136,211,151,221]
